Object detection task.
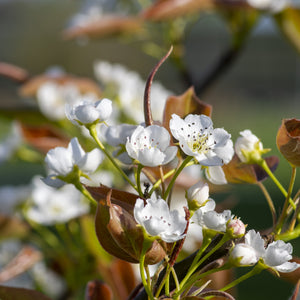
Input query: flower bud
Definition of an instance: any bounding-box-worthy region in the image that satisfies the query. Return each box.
[186,181,209,212]
[276,118,300,167]
[235,130,270,164]
[91,186,166,264]
[227,218,246,238]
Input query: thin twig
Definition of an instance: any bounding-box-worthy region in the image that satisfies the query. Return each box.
[144,46,173,126]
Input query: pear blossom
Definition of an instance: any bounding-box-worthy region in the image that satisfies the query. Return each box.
[65,98,112,126]
[27,176,89,225]
[134,195,187,243]
[205,166,227,185]
[235,130,264,163]
[126,125,177,167]
[170,114,234,166]
[264,240,300,273]
[44,137,103,187]
[202,210,232,232]
[192,198,216,226]
[230,230,300,272]
[230,243,259,266]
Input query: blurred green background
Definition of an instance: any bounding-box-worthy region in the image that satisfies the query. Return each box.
[0,1,300,299]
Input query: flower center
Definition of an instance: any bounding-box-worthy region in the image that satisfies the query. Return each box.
[188,133,214,154]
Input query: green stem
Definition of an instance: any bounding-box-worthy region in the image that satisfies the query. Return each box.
[260,160,289,200]
[88,125,137,191]
[164,265,170,296]
[140,242,155,300]
[163,156,193,200]
[171,267,180,294]
[73,181,97,207]
[276,166,297,234]
[289,191,300,232]
[175,233,228,297]
[257,182,276,227]
[220,262,265,292]
[155,263,173,298]
[276,224,300,242]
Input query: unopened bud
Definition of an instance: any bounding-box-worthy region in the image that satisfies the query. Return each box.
[186,181,209,213]
[227,218,246,238]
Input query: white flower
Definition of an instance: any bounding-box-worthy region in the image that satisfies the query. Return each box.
[264,240,300,273]
[37,82,82,121]
[65,98,112,126]
[44,137,103,187]
[247,0,289,12]
[230,243,259,266]
[230,230,264,266]
[235,130,263,163]
[0,122,22,164]
[126,125,177,167]
[244,229,266,258]
[205,166,227,185]
[27,176,89,225]
[231,230,300,272]
[134,195,187,243]
[202,210,232,232]
[193,199,216,225]
[170,114,234,166]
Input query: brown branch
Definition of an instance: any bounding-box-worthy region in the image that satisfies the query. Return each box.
[144,46,173,126]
